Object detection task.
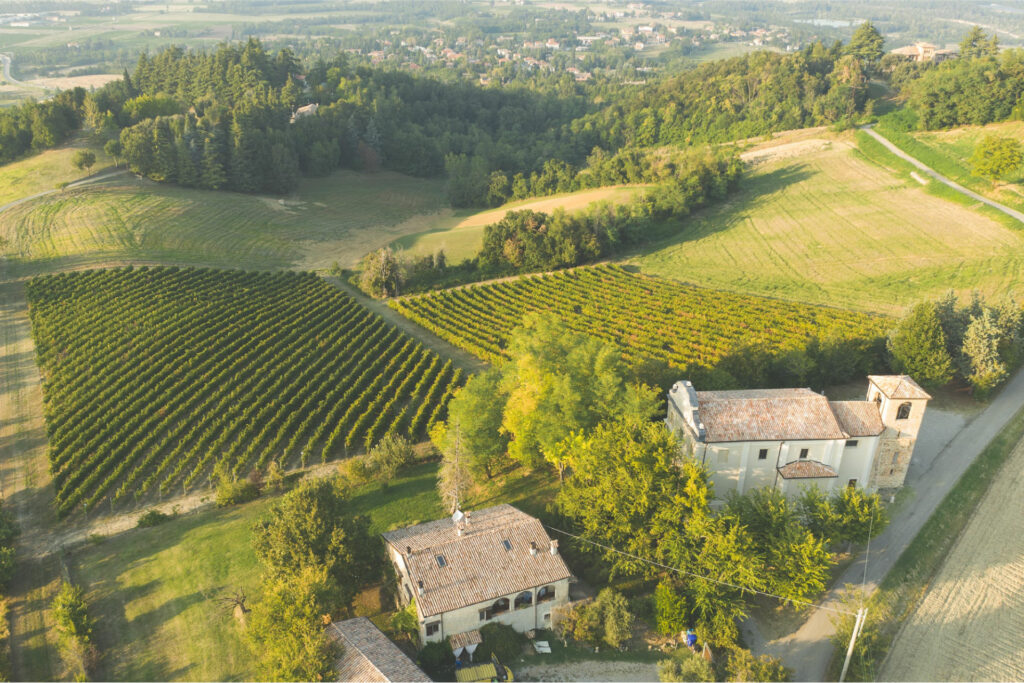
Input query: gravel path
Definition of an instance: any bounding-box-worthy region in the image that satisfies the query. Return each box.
[517,660,659,682]
[860,125,1024,224]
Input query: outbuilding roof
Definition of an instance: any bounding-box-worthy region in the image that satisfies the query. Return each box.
[329,617,429,682]
[777,459,838,480]
[695,388,848,442]
[382,505,572,618]
[829,401,885,437]
[867,375,932,400]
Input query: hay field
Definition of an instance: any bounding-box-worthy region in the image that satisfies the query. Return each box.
[0,138,113,207]
[635,134,1024,314]
[0,170,446,276]
[881,436,1024,681]
[392,185,642,262]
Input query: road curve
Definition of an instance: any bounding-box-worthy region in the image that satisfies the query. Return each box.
[861,125,1024,224]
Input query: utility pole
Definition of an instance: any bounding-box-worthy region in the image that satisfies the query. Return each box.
[839,607,867,683]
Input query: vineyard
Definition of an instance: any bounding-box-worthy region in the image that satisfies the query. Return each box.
[27,267,462,516]
[390,265,887,374]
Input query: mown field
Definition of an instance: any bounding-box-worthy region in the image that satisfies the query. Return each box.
[27,267,461,516]
[0,136,113,207]
[391,185,643,262]
[390,264,886,372]
[0,168,446,276]
[634,134,1024,314]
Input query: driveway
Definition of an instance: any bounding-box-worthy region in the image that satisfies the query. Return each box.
[749,367,1024,680]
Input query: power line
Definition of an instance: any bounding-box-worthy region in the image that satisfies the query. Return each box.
[543,523,858,617]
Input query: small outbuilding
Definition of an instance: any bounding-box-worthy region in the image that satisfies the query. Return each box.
[329,617,429,682]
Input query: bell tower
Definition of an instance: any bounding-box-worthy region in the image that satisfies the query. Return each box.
[866,375,931,490]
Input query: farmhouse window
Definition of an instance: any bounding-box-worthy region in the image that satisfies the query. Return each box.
[758,448,768,460]
[426,621,440,636]
[799,448,809,459]
[848,479,857,488]
[845,440,858,448]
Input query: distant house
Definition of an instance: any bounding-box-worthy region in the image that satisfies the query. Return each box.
[329,617,429,682]
[383,504,572,644]
[666,375,930,498]
[289,103,318,123]
[890,42,956,63]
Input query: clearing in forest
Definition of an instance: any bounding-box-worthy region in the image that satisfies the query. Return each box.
[0,169,445,277]
[26,267,461,516]
[881,435,1024,681]
[634,134,1024,314]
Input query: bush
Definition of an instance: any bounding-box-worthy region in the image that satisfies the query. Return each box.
[136,509,173,528]
[417,640,455,681]
[658,648,714,682]
[367,433,415,485]
[476,622,525,663]
[52,582,97,680]
[723,647,791,682]
[555,589,636,649]
[216,479,260,507]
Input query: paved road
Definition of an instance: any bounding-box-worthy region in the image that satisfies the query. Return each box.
[752,367,1024,680]
[861,125,1024,224]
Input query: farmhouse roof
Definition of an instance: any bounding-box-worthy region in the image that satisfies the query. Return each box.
[329,617,429,682]
[829,401,885,437]
[382,504,572,618]
[694,388,848,442]
[776,459,838,480]
[867,375,932,400]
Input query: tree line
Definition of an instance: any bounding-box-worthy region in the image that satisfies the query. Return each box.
[0,89,86,165]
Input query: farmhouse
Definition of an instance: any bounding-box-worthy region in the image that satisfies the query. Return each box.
[329,617,430,682]
[666,375,929,498]
[382,504,572,644]
[890,42,956,63]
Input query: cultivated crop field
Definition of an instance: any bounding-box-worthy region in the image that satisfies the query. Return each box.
[27,267,461,516]
[635,135,1024,314]
[390,264,886,370]
[881,435,1024,681]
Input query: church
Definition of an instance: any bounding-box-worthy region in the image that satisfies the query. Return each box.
[665,375,930,498]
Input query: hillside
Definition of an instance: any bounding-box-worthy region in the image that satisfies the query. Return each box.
[633,131,1024,314]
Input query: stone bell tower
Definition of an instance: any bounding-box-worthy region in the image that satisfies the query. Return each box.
[866,375,931,490]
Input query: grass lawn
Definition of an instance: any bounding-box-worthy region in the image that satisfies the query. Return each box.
[69,459,561,681]
[0,136,113,207]
[633,132,1024,315]
[391,186,643,263]
[0,168,445,277]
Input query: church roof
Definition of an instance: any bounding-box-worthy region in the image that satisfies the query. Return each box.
[694,388,848,442]
[867,375,931,400]
[829,401,885,437]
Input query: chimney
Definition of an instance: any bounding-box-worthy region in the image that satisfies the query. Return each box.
[550,539,559,555]
[530,541,538,556]
[417,580,424,597]
[407,545,412,555]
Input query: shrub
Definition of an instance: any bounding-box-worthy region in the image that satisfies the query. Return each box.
[476,622,525,663]
[367,433,415,485]
[52,582,97,680]
[136,509,173,528]
[417,641,455,681]
[657,648,714,682]
[216,479,260,507]
[723,647,791,682]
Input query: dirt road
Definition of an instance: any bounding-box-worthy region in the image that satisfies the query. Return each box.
[751,366,1024,680]
[517,660,659,682]
[880,437,1024,681]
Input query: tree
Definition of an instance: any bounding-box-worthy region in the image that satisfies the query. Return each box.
[71,149,96,173]
[358,247,402,298]
[833,486,889,546]
[888,303,954,389]
[596,588,635,649]
[438,369,509,480]
[246,565,341,682]
[417,641,455,681]
[432,422,472,513]
[500,314,660,469]
[51,582,97,681]
[658,648,714,682]
[963,309,1008,395]
[847,22,885,65]
[796,487,840,544]
[476,623,526,663]
[959,26,997,60]
[251,477,383,609]
[557,420,708,577]
[366,433,414,486]
[104,138,122,167]
[655,580,690,636]
[970,135,1023,182]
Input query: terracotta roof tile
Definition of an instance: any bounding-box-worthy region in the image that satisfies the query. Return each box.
[829,401,885,437]
[382,505,572,618]
[777,459,838,480]
[695,389,847,442]
[867,375,931,400]
[329,617,429,682]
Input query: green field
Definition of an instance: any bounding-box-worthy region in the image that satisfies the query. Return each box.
[634,133,1024,314]
[0,136,113,207]
[28,267,461,515]
[0,168,446,277]
[73,462,446,682]
[391,185,643,263]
